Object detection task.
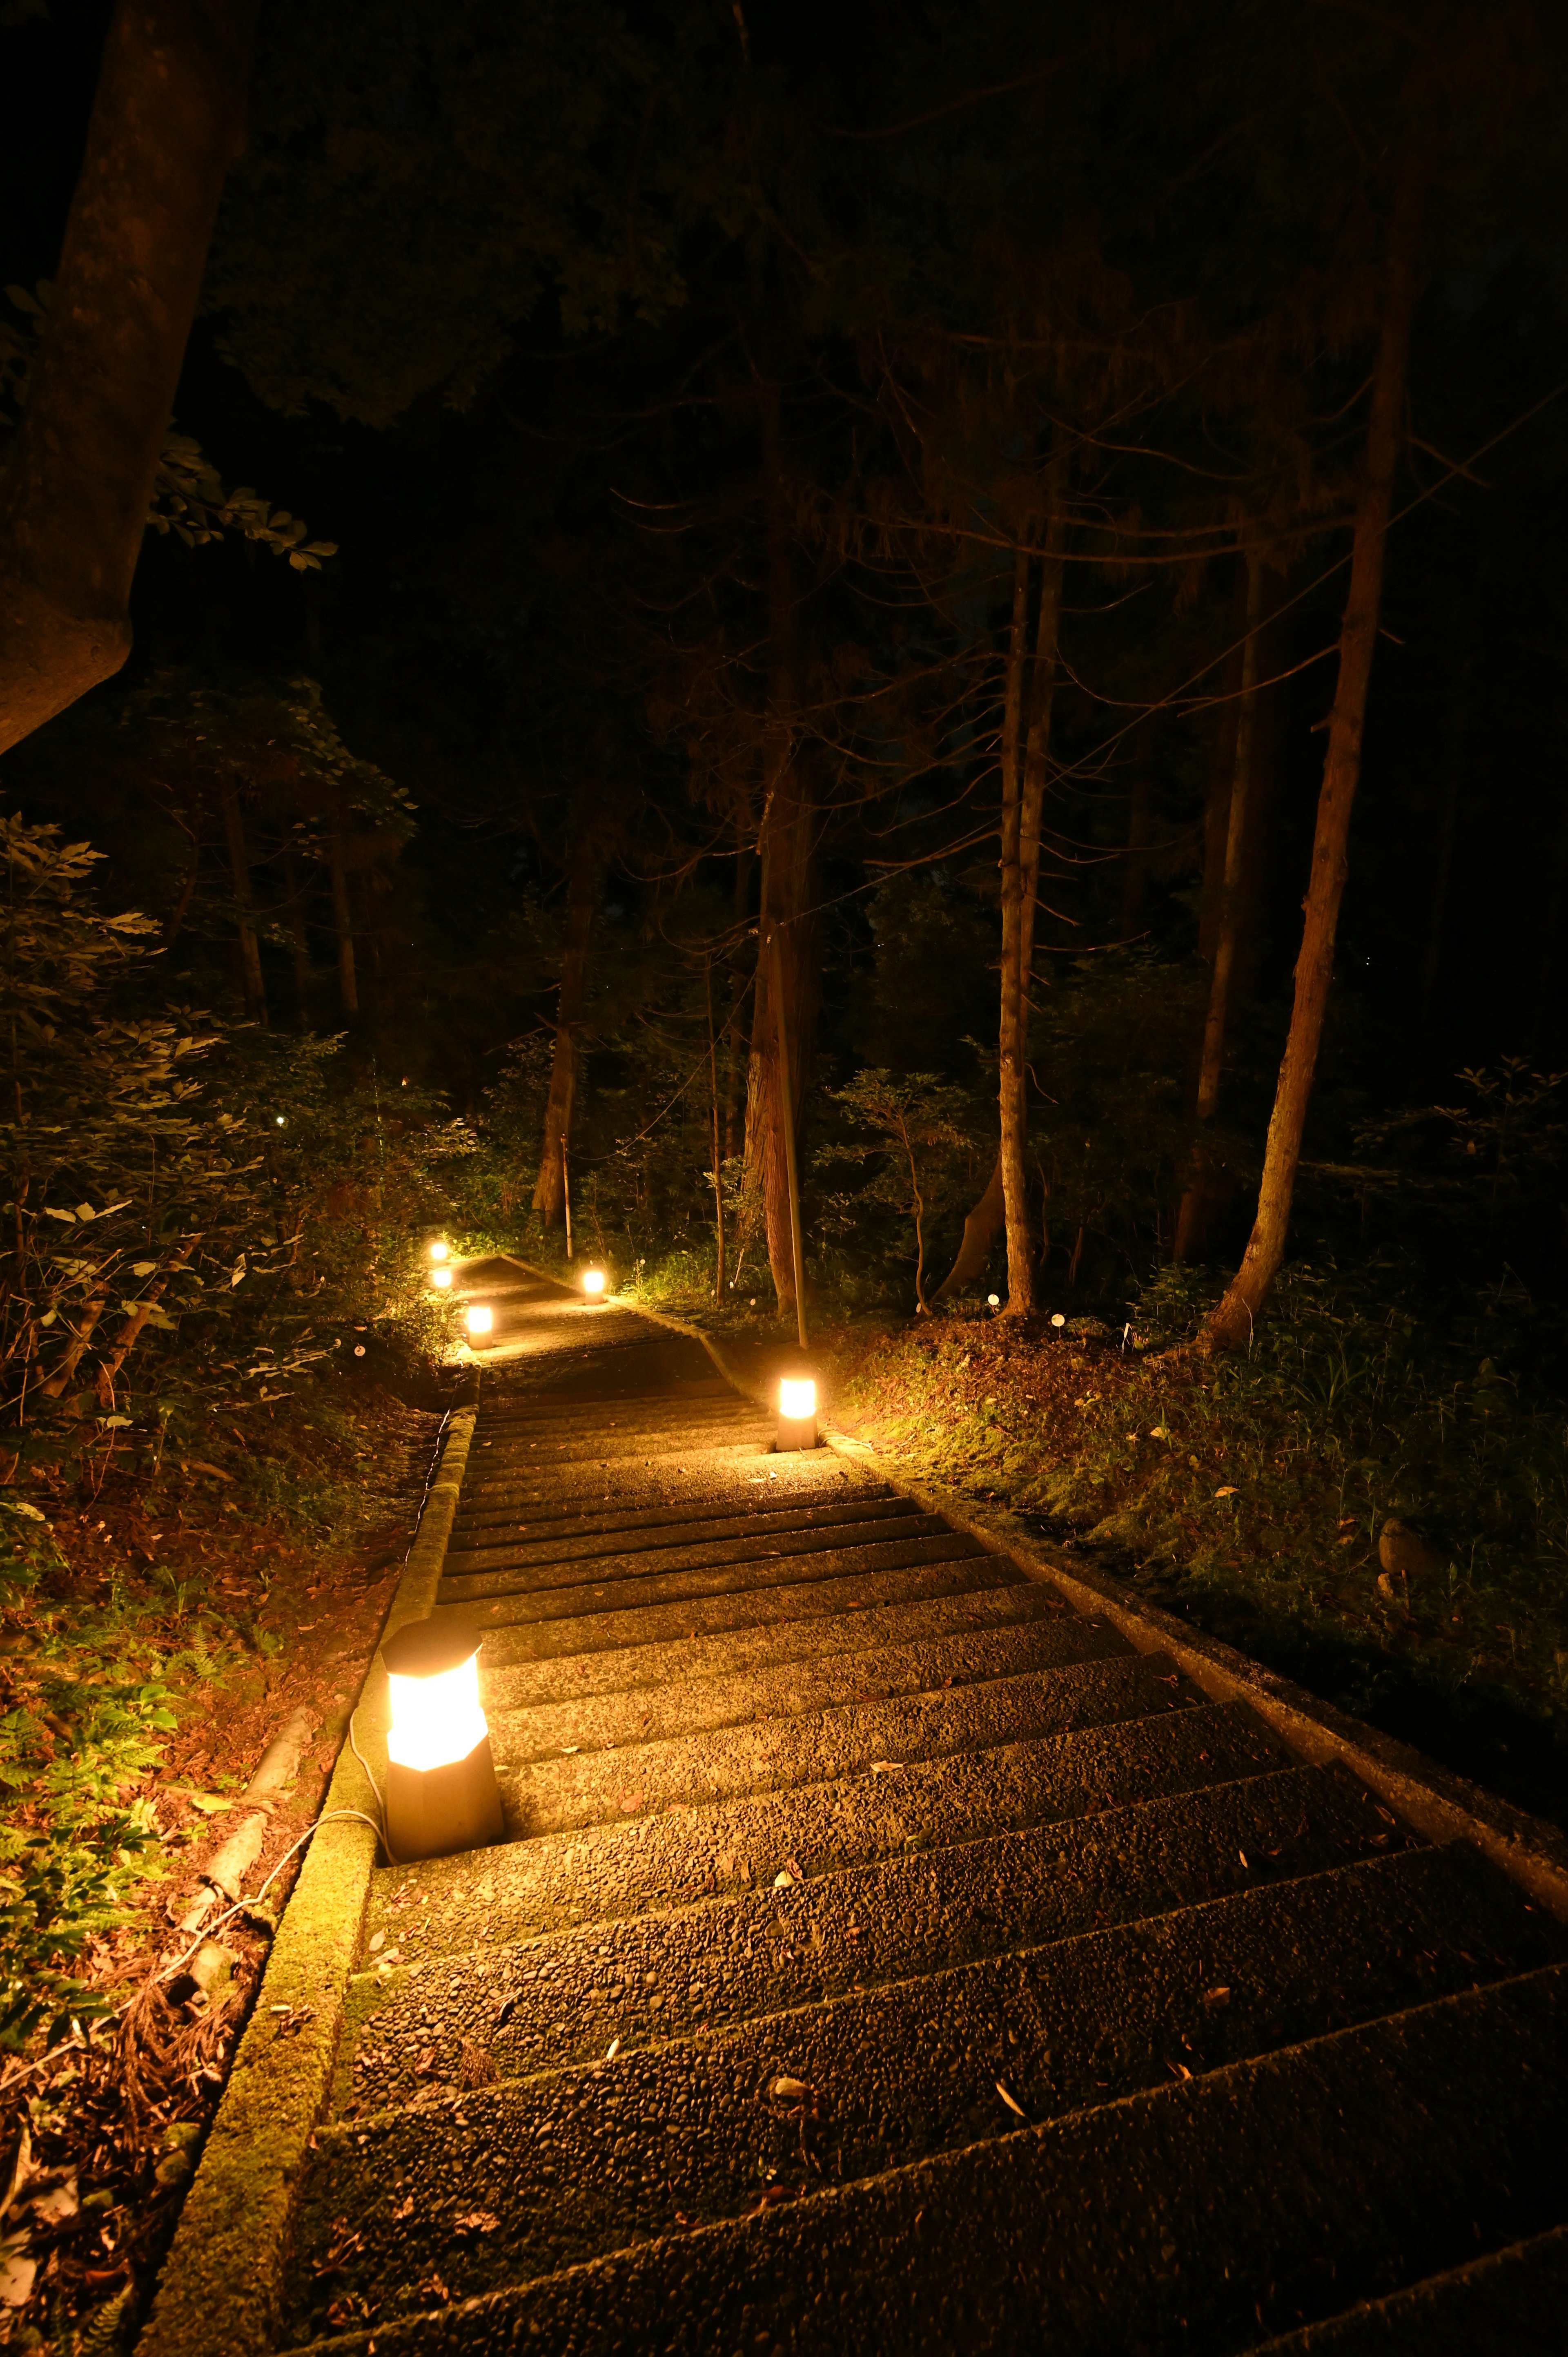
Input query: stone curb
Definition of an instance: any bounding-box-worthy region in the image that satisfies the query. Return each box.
[617,1287,1568,1924]
[136,1408,478,2357]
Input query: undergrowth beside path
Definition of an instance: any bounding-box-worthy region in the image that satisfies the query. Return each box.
[0,1374,438,2353]
[629,1257,1568,1832]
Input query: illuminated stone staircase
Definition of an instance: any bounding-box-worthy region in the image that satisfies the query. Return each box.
[274,1274,1568,2353]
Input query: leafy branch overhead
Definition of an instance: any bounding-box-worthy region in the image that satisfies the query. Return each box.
[1,285,336,571]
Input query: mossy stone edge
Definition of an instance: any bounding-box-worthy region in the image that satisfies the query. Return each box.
[136,1408,478,2357]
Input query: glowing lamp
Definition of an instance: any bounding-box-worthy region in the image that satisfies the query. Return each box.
[466,1304,494,1340]
[776,1373,818,1454]
[383,1614,505,1862]
[582,1267,606,1299]
[431,1265,453,1290]
[430,1240,449,1264]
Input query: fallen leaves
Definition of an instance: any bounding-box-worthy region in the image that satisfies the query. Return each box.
[452,2209,499,2236]
[1202,1986,1231,2009]
[995,2081,1026,2120]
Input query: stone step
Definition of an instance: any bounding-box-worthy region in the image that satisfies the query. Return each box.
[287,1841,1553,2341]
[452,1450,858,1519]
[476,1577,1060,1701]
[440,1530,990,1626]
[444,1506,952,1585]
[287,1963,1568,2354]
[340,1759,1424,2116]
[491,1614,1133,1763]
[354,1735,1330,1970]
[468,1418,768,1468]
[449,1488,906,1554]
[461,1550,1022,1656]
[493,1651,1202,1835]
[1243,2222,1568,2352]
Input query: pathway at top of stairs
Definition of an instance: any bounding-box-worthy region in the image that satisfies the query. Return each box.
[281,1259,1568,2353]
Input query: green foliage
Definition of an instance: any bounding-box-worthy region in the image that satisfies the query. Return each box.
[0,1503,238,2049]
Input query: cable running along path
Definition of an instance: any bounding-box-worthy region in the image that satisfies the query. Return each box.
[174,1262,1568,2351]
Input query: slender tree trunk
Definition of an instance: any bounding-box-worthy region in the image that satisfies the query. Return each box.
[1204,158,1427,1350]
[722,847,753,1168]
[706,959,727,1300]
[0,0,258,754]
[328,829,358,1018]
[218,774,267,1024]
[996,550,1032,1314]
[1176,548,1263,1258]
[532,826,601,1224]
[742,378,817,1322]
[998,458,1066,1319]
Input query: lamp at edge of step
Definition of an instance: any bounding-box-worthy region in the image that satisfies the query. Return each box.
[429,1238,449,1263]
[383,1614,505,1862]
[581,1266,606,1300]
[466,1302,494,1341]
[776,1373,818,1452]
[430,1265,453,1290]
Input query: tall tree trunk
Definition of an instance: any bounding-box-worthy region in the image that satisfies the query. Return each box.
[1203,158,1427,1351]
[532,826,601,1224]
[328,828,358,1018]
[996,549,1032,1314]
[742,379,817,1322]
[218,774,267,1024]
[706,959,727,1300]
[1176,548,1263,1258]
[998,459,1065,1318]
[722,847,753,1168]
[0,0,257,754]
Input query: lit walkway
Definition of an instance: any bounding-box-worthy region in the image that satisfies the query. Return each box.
[278,1262,1568,2350]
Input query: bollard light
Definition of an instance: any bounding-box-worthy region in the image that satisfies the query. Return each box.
[776,1374,818,1453]
[430,1240,449,1263]
[383,1614,505,1862]
[431,1266,453,1290]
[582,1267,606,1299]
[466,1304,494,1341]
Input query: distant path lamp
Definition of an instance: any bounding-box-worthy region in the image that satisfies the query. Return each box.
[777,1374,818,1452]
[430,1239,450,1263]
[466,1304,494,1342]
[582,1267,607,1300]
[383,1614,505,1862]
[430,1266,453,1291]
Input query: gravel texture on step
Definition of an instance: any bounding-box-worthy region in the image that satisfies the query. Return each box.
[287,1967,1568,2355]
[361,1712,1307,1964]
[290,1842,1554,2335]
[487,1612,1132,1758]
[457,1550,1015,1654]
[448,1490,909,1557]
[441,1530,991,1628]
[492,1652,1203,1833]
[338,1766,1430,2118]
[477,1578,1069,1703]
[443,1507,956,1588]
